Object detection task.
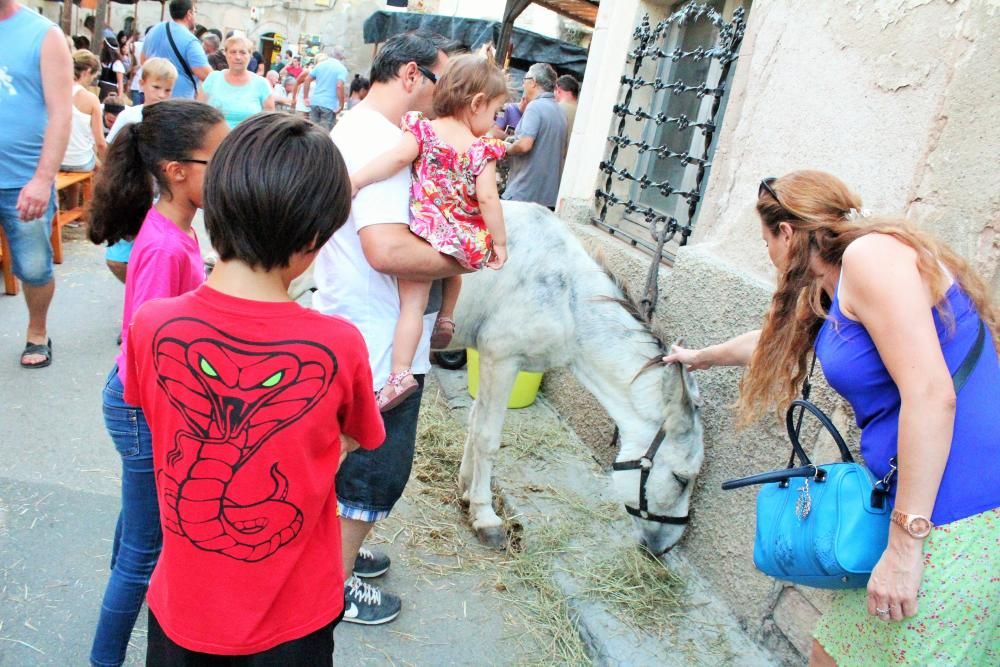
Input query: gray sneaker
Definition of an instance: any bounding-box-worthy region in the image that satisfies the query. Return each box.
[342,576,401,625]
[354,546,391,578]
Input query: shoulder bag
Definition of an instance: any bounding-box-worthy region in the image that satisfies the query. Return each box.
[165,23,199,94]
[722,320,986,589]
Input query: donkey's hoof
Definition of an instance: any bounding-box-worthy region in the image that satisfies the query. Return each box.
[475,525,508,550]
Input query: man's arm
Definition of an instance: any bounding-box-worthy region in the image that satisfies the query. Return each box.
[186,38,212,82]
[337,79,346,112]
[359,225,469,282]
[505,102,539,156]
[192,65,212,82]
[292,70,310,103]
[505,135,534,156]
[16,29,72,222]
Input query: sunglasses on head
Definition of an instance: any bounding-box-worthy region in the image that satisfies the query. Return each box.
[759,177,780,203]
[759,177,803,222]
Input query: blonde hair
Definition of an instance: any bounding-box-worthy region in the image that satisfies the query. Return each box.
[140,57,178,83]
[432,54,509,118]
[72,49,100,79]
[224,35,254,53]
[738,170,1000,425]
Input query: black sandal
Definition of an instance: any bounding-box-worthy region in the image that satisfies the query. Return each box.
[20,338,53,369]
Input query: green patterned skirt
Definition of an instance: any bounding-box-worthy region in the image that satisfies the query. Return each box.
[814,507,1000,666]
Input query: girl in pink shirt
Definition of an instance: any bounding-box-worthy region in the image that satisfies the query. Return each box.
[86,99,228,667]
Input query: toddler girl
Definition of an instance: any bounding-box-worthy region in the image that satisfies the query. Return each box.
[351,54,510,410]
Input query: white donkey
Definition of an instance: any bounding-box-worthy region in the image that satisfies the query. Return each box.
[450,201,705,555]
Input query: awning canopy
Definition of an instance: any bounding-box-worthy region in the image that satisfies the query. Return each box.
[363,10,589,79]
[532,0,599,27]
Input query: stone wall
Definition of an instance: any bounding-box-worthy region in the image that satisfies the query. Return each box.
[554,0,999,663]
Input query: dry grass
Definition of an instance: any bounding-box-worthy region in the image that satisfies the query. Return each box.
[395,383,694,665]
[579,546,686,637]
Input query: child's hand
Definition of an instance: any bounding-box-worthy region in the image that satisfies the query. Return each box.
[487,242,507,270]
[339,434,361,465]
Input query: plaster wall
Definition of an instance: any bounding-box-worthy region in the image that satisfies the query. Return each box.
[552,0,999,662]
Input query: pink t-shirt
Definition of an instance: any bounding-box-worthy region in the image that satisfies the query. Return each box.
[115,207,205,391]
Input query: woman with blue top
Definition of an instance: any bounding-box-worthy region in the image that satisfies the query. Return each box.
[666,170,999,666]
[198,35,274,128]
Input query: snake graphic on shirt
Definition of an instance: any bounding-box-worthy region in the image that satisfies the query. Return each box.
[151,318,337,562]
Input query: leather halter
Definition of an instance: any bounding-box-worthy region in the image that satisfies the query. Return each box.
[611,427,690,525]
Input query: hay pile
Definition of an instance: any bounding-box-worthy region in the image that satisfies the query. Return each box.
[379,384,687,665]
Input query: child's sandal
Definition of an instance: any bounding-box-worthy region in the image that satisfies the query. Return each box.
[430,317,456,350]
[376,369,419,412]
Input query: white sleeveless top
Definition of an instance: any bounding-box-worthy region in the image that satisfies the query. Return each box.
[63,84,96,168]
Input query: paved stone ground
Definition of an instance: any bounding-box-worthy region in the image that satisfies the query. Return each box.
[0,231,542,666]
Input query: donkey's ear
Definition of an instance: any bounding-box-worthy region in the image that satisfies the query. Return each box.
[680,363,702,409]
[669,337,702,409]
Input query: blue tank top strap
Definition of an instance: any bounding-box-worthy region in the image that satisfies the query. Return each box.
[0,8,54,189]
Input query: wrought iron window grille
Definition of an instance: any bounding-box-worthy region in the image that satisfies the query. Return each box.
[592,3,746,321]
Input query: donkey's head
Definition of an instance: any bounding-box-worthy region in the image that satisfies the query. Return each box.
[611,357,704,556]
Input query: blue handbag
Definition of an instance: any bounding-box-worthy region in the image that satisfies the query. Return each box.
[722,321,986,589]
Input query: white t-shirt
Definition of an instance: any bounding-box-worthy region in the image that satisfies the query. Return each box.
[313,106,435,387]
[130,41,144,91]
[106,104,144,142]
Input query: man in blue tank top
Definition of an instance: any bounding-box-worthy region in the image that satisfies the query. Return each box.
[0,1,73,368]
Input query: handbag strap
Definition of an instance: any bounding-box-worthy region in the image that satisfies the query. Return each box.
[784,355,818,469]
[875,318,988,495]
[952,320,986,394]
[166,23,199,93]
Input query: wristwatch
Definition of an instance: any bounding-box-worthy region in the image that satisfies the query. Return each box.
[890,509,933,539]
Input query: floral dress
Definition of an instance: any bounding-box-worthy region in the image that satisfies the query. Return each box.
[402,111,506,270]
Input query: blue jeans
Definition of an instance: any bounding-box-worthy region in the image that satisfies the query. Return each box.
[309,105,337,131]
[90,366,162,667]
[0,186,56,285]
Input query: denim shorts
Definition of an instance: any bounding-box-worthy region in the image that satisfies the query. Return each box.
[0,186,56,285]
[336,375,424,522]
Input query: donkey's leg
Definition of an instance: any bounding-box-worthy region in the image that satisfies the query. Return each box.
[465,357,519,549]
[458,401,478,504]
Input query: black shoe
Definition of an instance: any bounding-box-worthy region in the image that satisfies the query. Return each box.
[354,546,390,578]
[342,576,401,625]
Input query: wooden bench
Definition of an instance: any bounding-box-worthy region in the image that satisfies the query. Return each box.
[52,170,94,264]
[1,227,17,295]
[1,171,94,295]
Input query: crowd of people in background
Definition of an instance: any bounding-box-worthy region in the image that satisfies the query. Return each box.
[56,0,369,154]
[51,0,580,214]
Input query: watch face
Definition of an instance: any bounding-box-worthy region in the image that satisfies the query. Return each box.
[909,517,932,537]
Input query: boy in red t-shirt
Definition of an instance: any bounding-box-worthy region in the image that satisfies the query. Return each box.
[124,113,385,664]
